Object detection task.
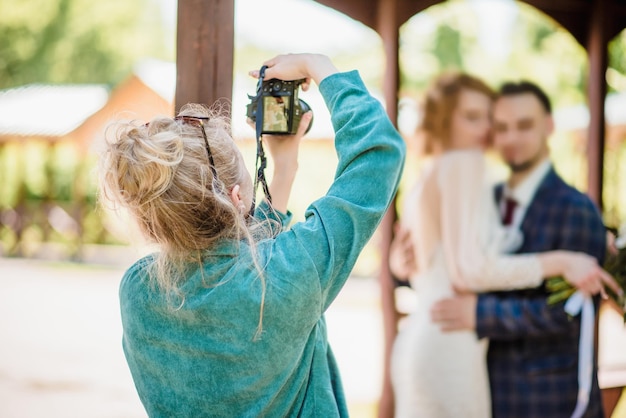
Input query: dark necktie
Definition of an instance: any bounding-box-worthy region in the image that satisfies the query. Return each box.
[502,197,518,226]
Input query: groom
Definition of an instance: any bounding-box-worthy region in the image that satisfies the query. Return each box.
[430,81,607,417]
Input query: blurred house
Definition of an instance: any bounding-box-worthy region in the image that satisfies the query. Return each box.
[0,58,175,154]
[0,59,175,258]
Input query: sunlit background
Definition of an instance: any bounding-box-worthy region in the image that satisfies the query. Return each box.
[1,0,625,417]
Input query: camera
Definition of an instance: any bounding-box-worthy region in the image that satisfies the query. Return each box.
[246,78,313,135]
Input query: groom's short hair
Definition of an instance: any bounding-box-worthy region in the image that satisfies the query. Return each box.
[498,81,552,114]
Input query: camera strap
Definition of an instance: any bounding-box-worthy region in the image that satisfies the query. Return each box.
[250,65,272,217]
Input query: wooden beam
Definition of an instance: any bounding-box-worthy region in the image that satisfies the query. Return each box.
[313,0,378,29]
[175,0,234,115]
[586,0,608,208]
[524,0,589,13]
[315,0,626,48]
[375,3,401,418]
[396,0,448,26]
[314,0,440,31]
[607,3,626,40]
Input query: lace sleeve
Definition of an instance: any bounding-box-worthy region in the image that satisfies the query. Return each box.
[438,150,543,292]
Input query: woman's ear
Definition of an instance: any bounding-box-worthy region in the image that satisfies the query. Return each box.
[230,184,246,214]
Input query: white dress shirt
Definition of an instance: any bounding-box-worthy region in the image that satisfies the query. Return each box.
[501,158,552,229]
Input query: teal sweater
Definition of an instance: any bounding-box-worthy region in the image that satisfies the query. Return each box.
[120,71,406,417]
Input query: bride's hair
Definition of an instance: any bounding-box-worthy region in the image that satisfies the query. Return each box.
[420,72,494,154]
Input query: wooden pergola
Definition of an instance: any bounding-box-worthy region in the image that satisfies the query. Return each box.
[175,0,626,416]
[176,0,626,208]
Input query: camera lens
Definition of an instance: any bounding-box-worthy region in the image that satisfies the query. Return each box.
[272,82,282,92]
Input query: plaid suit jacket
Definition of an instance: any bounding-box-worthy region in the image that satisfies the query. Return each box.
[476,168,607,418]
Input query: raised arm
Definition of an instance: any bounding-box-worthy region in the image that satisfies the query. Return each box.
[257,54,406,312]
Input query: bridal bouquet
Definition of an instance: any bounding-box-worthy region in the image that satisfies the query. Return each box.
[546,225,626,322]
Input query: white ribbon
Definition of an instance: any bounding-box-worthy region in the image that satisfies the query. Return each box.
[564,291,595,418]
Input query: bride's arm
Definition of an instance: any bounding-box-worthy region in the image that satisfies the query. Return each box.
[439,152,616,295]
[438,150,544,291]
[476,195,611,340]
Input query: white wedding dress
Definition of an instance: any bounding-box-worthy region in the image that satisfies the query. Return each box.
[390,150,544,418]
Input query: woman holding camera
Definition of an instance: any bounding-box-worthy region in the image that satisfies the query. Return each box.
[99,53,405,417]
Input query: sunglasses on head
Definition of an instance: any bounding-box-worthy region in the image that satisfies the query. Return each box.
[173,115,217,180]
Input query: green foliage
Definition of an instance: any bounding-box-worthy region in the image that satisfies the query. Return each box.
[400,4,473,94]
[399,1,588,108]
[609,32,626,73]
[0,142,120,256]
[0,0,170,89]
[0,143,22,206]
[433,24,465,71]
[603,139,626,228]
[608,29,626,92]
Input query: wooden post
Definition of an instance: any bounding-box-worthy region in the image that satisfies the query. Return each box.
[376,1,400,417]
[13,141,27,256]
[379,3,399,125]
[586,0,608,208]
[175,0,234,115]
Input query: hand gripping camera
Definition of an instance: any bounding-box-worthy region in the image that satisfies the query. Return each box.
[245,66,314,216]
[246,68,313,135]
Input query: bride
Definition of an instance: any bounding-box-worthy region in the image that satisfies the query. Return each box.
[389,73,611,418]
